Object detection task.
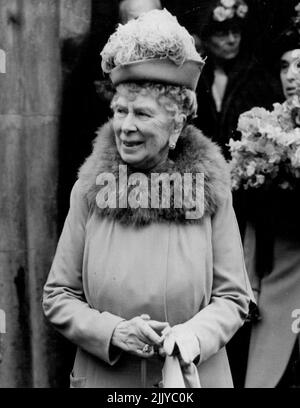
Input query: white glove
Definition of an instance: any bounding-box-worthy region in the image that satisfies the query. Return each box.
[161,324,200,366]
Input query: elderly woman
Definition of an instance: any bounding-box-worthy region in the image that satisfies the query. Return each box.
[244,6,300,388]
[43,9,252,388]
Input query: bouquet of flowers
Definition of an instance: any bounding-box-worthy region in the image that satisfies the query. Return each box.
[229,95,300,190]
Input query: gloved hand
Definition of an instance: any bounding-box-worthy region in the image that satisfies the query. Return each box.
[160,324,200,367]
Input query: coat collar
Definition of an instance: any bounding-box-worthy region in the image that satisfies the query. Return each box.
[78,122,230,226]
[199,52,256,113]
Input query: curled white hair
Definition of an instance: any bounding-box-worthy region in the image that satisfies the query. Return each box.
[101,9,204,73]
[111,83,198,126]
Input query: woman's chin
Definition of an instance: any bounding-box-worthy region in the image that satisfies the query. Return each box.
[223,51,239,60]
[120,152,144,168]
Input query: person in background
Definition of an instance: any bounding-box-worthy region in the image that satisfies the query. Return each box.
[194,0,282,160]
[118,0,162,23]
[244,3,300,388]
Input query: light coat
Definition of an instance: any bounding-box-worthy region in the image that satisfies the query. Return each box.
[244,189,300,387]
[43,123,253,388]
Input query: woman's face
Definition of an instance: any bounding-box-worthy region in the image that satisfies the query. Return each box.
[112,88,176,170]
[206,29,241,60]
[280,49,300,99]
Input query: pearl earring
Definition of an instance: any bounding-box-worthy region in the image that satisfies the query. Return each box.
[169,143,176,150]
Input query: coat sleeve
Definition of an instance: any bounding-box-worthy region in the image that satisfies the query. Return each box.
[42,180,124,365]
[183,191,254,364]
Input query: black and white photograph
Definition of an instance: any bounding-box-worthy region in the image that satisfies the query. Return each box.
[0,0,300,391]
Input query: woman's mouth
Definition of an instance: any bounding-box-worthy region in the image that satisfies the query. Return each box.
[286,87,297,95]
[122,141,143,147]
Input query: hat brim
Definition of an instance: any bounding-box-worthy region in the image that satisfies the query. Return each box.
[110,58,205,91]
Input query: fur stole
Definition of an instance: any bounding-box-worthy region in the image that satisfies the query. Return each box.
[78,122,230,226]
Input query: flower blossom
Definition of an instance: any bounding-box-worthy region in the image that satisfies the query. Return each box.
[256,175,265,185]
[213,6,228,22]
[291,147,300,167]
[236,4,248,18]
[246,161,256,177]
[221,0,236,8]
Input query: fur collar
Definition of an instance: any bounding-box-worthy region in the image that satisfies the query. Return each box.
[78,122,230,226]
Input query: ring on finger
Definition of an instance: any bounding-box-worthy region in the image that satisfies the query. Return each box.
[142,344,153,354]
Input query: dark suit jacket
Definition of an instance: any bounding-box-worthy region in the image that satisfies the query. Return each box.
[194,50,283,160]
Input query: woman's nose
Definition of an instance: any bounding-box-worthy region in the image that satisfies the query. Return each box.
[227,31,237,43]
[121,113,137,133]
[286,66,296,81]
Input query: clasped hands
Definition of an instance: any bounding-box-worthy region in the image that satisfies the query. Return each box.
[111,314,200,366]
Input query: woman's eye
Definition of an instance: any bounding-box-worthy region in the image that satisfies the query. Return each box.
[136,111,150,118]
[115,108,127,116]
[280,63,289,72]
